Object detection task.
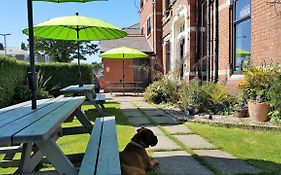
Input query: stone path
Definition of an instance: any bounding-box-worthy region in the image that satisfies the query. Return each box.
[107,93,263,175]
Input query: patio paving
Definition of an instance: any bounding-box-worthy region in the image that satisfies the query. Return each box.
[194,150,263,175]
[109,94,263,175]
[162,124,192,134]
[174,135,215,149]
[152,151,214,175]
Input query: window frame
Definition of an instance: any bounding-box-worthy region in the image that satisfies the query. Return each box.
[232,0,251,74]
[146,16,151,37]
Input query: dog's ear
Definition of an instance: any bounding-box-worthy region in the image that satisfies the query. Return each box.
[140,129,158,147]
[137,127,145,133]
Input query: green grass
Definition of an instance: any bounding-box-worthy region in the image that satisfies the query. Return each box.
[0,101,135,174]
[186,122,281,175]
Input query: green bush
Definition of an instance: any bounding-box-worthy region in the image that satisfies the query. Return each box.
[0,55,93,107]
[178,80,213,113]
[36,62,93,96]
[144,77,179,104]
[178,80,234,114]
[268,74,281,123]
[0,55,28,108]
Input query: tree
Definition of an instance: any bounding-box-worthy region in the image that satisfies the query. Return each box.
[92,61,102,71]
[0,43,4,50]
[34,39,99,62]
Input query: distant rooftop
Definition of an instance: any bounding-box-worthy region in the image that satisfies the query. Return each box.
[0,47,29,56]
[100,23,153,54]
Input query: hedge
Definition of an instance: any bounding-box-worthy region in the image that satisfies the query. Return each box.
[36,62,93,96]
[0,55,93,108]
[0,55,29,108]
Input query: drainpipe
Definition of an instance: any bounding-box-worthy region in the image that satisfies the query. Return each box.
[214,0,219,83]
[206,0,211,82]
[152,0,156,58]
[196,0,201,80]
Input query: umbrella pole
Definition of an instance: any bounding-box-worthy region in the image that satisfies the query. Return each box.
[27,0,37,109]
[122,54,124,95]
[78,41,82,87]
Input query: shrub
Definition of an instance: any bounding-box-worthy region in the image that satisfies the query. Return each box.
[0,55,28,107]
[144,77,179,104]
[36,62,93,96]
[178,80,234,115]
[178,80,213,113]
[268,74,281,123]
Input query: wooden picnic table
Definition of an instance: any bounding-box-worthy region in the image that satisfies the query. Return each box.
[0,95,93,174]
[60,84,106,116]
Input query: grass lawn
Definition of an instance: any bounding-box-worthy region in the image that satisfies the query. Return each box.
[0,101,135,174]
[187,123,281,175]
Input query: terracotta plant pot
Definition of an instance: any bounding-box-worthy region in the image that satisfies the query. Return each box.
[248,101,270,122]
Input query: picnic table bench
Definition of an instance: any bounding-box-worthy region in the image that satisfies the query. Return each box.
[106,81,144,95]
[60,84,106,116]
[0,96,121,175]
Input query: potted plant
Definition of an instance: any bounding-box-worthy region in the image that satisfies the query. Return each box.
[242,63,280,122]
[234,92,248,118]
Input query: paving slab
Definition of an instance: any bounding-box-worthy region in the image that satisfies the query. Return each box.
[194,150,262,175]
[135,126,164,136]
[143,110,167,116]
[152,151,214,175]
[123,111,143,117]
[128,116,152,126]
[150,116,178,124]
[149,135,180,150]
[162,124,192,134]
[174,135,215,149]
[134,101,155,108]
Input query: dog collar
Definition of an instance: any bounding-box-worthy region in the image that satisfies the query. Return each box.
[130,141,145,148]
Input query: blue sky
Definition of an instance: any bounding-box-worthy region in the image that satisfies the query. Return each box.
[0,0,140,63]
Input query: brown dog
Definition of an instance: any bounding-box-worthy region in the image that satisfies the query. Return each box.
[119,127,159,175]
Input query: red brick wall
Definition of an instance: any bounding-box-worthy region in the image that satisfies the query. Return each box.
[103,59,134,92]
[251,0,281,65]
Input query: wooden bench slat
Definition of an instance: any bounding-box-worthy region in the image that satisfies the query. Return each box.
[0,101,31,115]
[78,118,103,175]
[96,116,121,175]
[13,97,85,144]
[0,97,63,128]
[0,96,75,146]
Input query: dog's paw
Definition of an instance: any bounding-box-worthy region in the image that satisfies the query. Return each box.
[150,159,159,168]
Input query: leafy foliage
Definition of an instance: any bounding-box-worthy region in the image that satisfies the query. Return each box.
[178,80,234,114]
[92,61,102,71]
[0,43,4,50]
[268,75,281,123]
[144,77,179,104]
[34,39,99,62]
[0,55,28,107]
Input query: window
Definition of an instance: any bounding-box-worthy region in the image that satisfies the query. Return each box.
[233,0,251,72]
[165,41,171,73]
[147,17,151,36]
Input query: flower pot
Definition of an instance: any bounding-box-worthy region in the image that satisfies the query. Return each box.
[248,101,270,122]
[234,108,248,118]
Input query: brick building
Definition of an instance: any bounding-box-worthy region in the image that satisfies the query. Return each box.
[100,24,154,92]
[140,0,281,91]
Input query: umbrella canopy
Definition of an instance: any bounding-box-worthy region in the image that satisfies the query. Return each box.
[100,47,149,83]
[26,0,108,109]
[100,47,148,59]
[23,15,127,41]
[23,14,127,89]
[236,48,251,57]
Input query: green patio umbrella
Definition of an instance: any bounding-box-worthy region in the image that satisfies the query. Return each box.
[100,47,149,83]
[23,13,127,88]
[236,48,251,57]
[26,0,106,109]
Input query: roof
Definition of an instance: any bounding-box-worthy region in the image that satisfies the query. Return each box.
[100,23,153,54]
[0,47,29,56]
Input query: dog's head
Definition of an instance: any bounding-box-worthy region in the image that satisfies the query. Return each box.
[131,127,158,148]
